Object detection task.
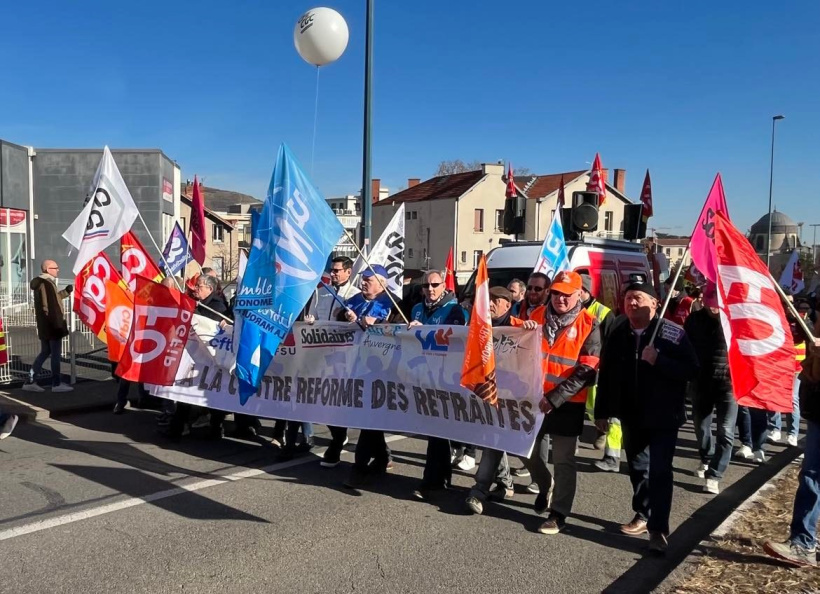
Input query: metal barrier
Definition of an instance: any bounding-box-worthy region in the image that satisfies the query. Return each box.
[0,289,113,386]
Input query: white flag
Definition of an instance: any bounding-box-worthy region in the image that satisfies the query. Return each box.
[778,249,805,294]
[63,146,140,274]
[351,204,405,297]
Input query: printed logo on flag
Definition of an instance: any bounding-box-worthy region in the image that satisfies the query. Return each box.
[416,328,453,353]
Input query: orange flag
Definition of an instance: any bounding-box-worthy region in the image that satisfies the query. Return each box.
[105,280,135,363]
[461,254,497,403]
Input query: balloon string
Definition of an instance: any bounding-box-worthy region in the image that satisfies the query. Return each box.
[311,66,320,178]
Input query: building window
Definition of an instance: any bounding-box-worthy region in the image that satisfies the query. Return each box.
[473,250,483,268]
[408,248,414,258]
[665,248,671,256]
[495,209,504,231]
[213,224,224,243]
[406,210,411,220]
[412,211,418,220]
[474,209,484,232]
[180,217,187,234]
[604,211,613,232]
[678,247,683,256]
[461,251,467,263]
[755,236,764,252]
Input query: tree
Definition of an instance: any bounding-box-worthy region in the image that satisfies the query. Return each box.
[433,160,531,177]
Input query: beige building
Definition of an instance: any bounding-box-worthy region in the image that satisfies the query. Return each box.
[644,237,692,272]
[179,192,236,282]
[373,164,637,284]
[327,179,390,259]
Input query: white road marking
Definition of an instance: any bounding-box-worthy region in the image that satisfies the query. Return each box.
[0,434,407,542]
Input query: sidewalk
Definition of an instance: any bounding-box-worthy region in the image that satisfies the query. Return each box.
[0,379,118,422]
[663,450,815,593]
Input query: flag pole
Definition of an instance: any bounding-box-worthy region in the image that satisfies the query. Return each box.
[341,228,409,324]
[770,273,816,340]
[649,245,690,344]
[135,211,231,324]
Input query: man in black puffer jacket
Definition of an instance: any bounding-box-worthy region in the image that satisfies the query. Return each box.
[684,284,736,495]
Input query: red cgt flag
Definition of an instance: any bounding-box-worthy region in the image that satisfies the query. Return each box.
[444,247,456,292]
[190,176,207,265]
[461,254,497,403]
[121,231,164,292]
[505,163,516,199]
[713,212,794,412]
[74,252,127,344]
[587,153,607,206]
[640,170,653,221]
[115,276,196,385]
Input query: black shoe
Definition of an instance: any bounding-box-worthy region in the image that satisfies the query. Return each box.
[276,447,296,462]
[534,491,549,515]
[412,485,444,501]
[537,513,566,535]
[205,427,224,441]
[343,468,368,489]
[321,449,342,468]
[368,459,391,475]
[295,437,315,453]
[113,403,126,415]
[228,426,258,440]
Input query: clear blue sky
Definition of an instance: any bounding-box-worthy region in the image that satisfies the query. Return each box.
[2,1,819,239]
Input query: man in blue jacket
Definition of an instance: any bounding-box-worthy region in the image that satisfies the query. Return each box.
[595,281,699,555]
[342,265,395,489]
[407,269,469,501]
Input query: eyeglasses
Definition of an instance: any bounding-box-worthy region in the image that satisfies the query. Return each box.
[330,268,346,273]
[422,282,443,289]
[526,285,545,292]
[48,266,59,270]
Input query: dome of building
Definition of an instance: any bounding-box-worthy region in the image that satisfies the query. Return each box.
[750,210,798,235]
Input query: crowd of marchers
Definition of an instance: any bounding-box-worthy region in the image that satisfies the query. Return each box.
[4,256,820,565]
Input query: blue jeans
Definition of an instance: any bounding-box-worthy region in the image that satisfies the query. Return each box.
[766,376,801,439]
[469,448,513,501]
[31,339,62,387]
[790,419,820,549]
[693,388,738,480]
[738,406,768,451]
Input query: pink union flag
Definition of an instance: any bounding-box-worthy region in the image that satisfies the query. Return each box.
[689,173,729,283]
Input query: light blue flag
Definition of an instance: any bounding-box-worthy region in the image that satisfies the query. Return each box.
[233,144,344,405]
[532,208,571,278]
[161,221,192,276]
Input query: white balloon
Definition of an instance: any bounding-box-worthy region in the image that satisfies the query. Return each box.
[294,7,350,67]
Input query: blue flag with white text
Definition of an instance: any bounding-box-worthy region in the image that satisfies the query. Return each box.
[161,221,192,276]
[233,144,344,404]
[532,208,571,278]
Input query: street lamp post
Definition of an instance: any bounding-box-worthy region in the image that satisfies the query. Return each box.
[359,0,374,248]
[766,114,785,269]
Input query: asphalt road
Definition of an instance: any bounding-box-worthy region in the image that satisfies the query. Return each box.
[0,408,796,594]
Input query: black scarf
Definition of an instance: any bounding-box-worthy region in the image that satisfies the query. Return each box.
[543,301,583,346]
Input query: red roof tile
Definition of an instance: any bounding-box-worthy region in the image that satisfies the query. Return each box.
[374,170,484,206]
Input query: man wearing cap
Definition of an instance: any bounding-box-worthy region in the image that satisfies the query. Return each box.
[684,283,737,495]
[526,270,601,535]
[464,286,539,515]
[595,281,698,555]
[340,265,395,489]
[407,269,469,501]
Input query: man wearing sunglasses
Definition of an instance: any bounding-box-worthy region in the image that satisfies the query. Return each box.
[518,272,550,322]
[308,256,360,322]
[407,269,469,501]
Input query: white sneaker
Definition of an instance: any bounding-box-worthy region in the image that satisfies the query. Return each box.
[342,437,349,447]
[735,445,753,459]
[695,463,709,478]
[51,384,73,393]
[457,455,476,471]
[787,435,798,447]
[704,478,720,494]
[23,382,45,392]
[0,414,18,439]
[753,449,767,463]
[526,482,540,494]
[767,430,782,443]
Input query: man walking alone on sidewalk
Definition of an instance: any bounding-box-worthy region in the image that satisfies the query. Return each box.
[24,260,73,393]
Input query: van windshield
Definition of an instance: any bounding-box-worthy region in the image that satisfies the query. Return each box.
[460,267,533,300]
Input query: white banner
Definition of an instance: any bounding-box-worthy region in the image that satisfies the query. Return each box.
[351,204,405,297]
[150,322,544,456]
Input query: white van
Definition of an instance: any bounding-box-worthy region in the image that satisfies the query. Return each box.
[461,237,651,314]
